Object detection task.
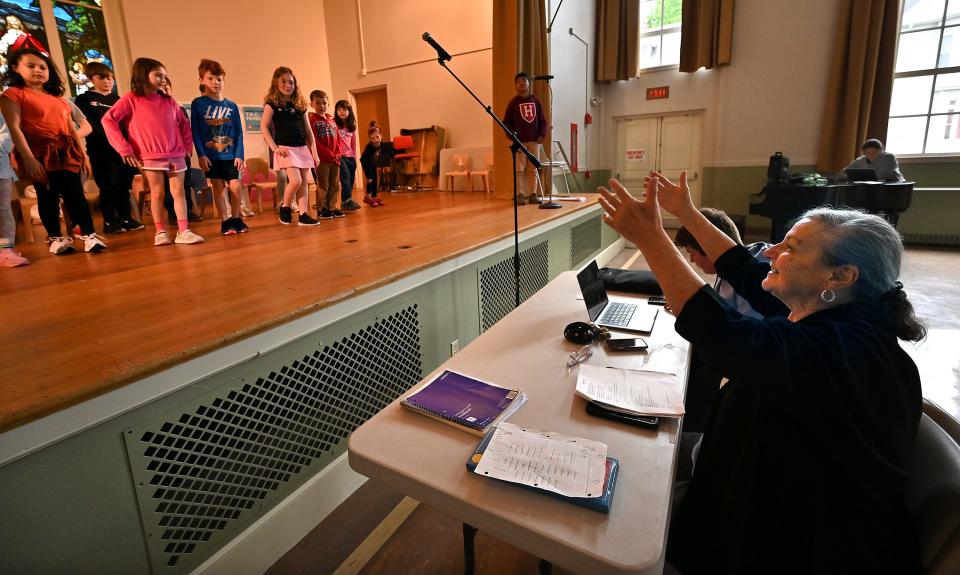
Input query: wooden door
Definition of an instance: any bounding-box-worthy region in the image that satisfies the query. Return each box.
[353,87,390,151]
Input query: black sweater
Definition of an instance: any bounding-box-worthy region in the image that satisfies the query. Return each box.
[667,246,921,574]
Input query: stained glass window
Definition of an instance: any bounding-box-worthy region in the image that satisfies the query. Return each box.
[0,0,50,77]
[54,0,112,96]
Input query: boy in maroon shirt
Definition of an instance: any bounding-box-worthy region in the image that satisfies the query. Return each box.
[501,72,547,204]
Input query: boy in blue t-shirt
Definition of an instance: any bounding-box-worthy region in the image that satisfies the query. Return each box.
[190,58,248,235]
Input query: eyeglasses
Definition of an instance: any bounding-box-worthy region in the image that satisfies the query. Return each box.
[567,345,593,368]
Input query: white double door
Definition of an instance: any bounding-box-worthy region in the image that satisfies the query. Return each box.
[615,112,703,227]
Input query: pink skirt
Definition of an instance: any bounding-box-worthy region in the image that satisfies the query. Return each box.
[142,156,188,172]
[274,145,315,169]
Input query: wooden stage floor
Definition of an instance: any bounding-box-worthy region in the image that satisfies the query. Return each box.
[0,192,600,431]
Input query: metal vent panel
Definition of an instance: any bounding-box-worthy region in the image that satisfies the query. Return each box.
[571,216,602,267]
[902,233,960,247]
[124,305,423,572]
[478,241,549,332]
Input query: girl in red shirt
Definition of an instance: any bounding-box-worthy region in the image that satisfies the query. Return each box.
[0,48,106,255]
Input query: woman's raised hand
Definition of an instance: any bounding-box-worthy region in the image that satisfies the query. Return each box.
[652,170,693,217]
[598,177,666,248]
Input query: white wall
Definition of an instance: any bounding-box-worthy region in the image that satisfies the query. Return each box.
[115,0,334,161]
[323,0,493,149]
[600,0,840,168]
[548,0,604,171]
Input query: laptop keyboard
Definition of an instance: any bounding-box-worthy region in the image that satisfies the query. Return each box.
[599,302,636,327]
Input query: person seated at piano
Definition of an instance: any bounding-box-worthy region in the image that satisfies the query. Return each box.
[674,207,769,320]
[598,171,925,574]
[844,138,904,182]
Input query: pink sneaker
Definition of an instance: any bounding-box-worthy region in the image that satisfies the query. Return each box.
[0,249,29,267]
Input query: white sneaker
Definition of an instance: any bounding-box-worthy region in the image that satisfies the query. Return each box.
[78,233,107,253]
[240,204,256,217]
[175,229,205,244]
[154,231,172,246]
[48,236,75,255]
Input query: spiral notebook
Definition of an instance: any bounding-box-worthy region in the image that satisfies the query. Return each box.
[401,370,527,436]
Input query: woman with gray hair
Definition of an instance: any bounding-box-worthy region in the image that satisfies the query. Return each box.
[598,171,925,574]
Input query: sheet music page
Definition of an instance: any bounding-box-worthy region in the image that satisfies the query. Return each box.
[472,422,608,498]
[576,364,685,416]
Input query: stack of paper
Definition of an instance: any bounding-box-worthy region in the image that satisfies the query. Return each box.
[575,364,684,417]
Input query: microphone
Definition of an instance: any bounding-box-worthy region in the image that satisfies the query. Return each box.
[422,32,452,62]
[533,75,554,81]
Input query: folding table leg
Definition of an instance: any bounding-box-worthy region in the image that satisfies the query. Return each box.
[462,523,478,575]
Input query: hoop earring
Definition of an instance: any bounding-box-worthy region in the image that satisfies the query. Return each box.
[820,288,836,303]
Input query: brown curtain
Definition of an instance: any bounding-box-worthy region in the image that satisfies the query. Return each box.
[817,0,899,172]
[596,0,640,81]
[679,0,736,72]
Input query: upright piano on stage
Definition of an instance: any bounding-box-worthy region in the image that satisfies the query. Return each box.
[749,181,915,243]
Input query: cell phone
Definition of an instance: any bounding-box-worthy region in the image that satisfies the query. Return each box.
[586,401,659,429]
[648,296,666,306]
[604,337,648,351]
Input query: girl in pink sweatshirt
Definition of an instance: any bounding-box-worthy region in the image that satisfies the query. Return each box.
[102,57,203,246]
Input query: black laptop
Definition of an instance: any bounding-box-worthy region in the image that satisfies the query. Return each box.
[844,167,879,182]
[576,261,658,333]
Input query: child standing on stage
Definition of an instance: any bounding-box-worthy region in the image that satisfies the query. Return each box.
[502,71,546,205]
[75,61,143,235]
[191,58,248,235]
[0,114,28,266]
[308,90,342,219]
[334,99,361,211]
[103,57,203,245]
[262,67,320,226]
[359,121,390,207]
[0,48,106,255]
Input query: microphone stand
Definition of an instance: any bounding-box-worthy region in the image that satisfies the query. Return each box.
[536,76,562,210]
[434,57,542,307]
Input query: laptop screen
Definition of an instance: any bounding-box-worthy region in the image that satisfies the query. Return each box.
[576,261,608,322]
[844,167,878,181]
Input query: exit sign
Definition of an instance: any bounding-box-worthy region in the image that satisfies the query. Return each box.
[646,86,670,100]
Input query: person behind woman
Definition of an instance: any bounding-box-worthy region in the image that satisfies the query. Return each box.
[359,121,389,207]
[599,171,925,574]
[262,66,320,226]
[334,99,361,211]
[0,114,28,266]
[102,57,203,246]
[0,48,106,255]
[307,90,341,220]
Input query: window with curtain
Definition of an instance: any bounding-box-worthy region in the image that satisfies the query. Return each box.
[639,0,682,70]
[888,0,960,154]
[0,0,113,97]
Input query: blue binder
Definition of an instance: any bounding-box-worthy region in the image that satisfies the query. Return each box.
[466,427,619,514]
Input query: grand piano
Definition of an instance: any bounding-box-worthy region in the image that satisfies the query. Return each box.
[749,181,914,243]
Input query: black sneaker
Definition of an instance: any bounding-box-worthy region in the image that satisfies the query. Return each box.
[331,209,346,218]
[319,208,335,220]
[221,218,239,235]
[342,199,362,211]
[235,219,250,233]
[279,206,293,225]
[298,213,321,226]
[103,220,126,234]
[120,218,145,231]
[187,211,204,222]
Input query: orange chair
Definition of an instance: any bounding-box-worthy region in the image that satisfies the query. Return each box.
[392,135,420,191]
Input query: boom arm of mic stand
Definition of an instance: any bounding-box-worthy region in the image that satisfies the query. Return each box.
[436,58,533,306]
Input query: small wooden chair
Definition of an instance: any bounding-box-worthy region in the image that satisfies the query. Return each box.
[245,157,279,214]
[468,152,493,195]
[392,135,421,190]
[444,154,472,192]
